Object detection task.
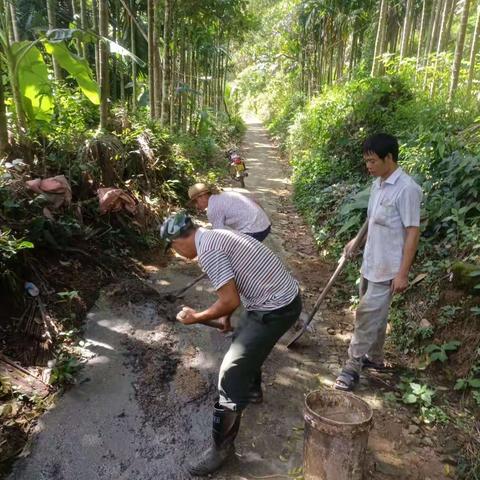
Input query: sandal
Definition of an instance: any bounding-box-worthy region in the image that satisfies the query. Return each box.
[361,355,387,371]
[334,369,359,391]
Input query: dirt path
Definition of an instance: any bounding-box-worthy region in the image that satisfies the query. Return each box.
[8,117,452,480]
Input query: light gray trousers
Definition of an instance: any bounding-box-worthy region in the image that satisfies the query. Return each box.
[345,276,393,375]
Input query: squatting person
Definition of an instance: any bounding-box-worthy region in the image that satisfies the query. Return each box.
[335,133,422,391]
[188,182,272,242]
[160,212,301,475]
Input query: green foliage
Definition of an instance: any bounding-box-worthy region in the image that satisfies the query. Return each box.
[49,354,81,385]
[12,41,53,122]
[424,341,461,364]
[0,229,34,291]
[469,268,480,291]
[455,348,480,407]
[44,42,100,105]
[398,377,448,424]
[400,379,435,406]
[438,305,462,326]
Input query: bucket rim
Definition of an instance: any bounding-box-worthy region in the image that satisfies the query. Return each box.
[304,389,373,427]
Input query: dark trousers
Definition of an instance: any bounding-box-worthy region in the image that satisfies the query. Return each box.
[246,225,271,242]
[218,293,302,411]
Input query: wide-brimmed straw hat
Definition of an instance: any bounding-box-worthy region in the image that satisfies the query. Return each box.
[188,183,212,201]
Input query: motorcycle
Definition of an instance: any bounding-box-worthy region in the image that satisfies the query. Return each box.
[226,148,248,188]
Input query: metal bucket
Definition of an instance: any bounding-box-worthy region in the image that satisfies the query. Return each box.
[303,390,373,480]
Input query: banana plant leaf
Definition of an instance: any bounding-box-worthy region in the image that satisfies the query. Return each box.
[44,41,100,105]
[46,28,146,67]
[12,41,53,122]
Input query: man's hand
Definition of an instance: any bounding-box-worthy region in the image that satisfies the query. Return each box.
[217,315,233,333]
[391,273,408,294]
[176,306,198,325]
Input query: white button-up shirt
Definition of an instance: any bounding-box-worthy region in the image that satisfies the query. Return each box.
[361,167,422,283]
[207,191,271,234]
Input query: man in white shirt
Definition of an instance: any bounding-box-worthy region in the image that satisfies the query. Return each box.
[188,183,271,241]
[335,133,422,391]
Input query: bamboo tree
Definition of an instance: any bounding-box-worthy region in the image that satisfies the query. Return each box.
[9,1,19,42]
[147,0,155,118]
[129,0,137,112]
[98,0,109,130]
[426,0,443,59]
[111,0,118,101]
[445,0,458,47]
[0,65,9,155]
[430,0,452,96]
[71,0,82,55]
[92,0,100,80]
[46,0,62,81]
[161,0,172,127]
[400,0,414,59]
[371,0,388,76]
[423,0,443,89]
[79,0,87,57]
[448,0,471,103]
[4,0,13,43]
[169,12,176,128]
[153,0,162,121]
[440,0,454,50]
[467,2,480,94]
[1,0,27,134]
[416,0,430,76]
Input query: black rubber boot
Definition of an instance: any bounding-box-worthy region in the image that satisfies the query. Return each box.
[248,372,263,404]
[188,403,241,476]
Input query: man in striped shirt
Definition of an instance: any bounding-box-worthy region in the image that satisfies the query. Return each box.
[188,183,272,241]
[160,212,301,475]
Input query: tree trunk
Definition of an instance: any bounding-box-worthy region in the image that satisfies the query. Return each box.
[169,23,175,129]
[120,71,125,102]
[408,11,417,54]
[130,0,137,112]
[92,0,100,81]
[79,0,87,57]
[147,0,155,118]
[9,2,20,42]
[98,0,110,130]
[2,0,27,133]
[425,0,442,58]
[46,0,62,80]
[111,1,118,102]
[440,0,454,50]
[161,0,172,127]
[0,65,10,155]
[467,3,480,94]
[400,0,414,59]
[153,0,162,120]
[177,33,185,129]
[371,0,388,76]
[5,1,14,43]
[416,0,430,75]
[445,0,458,48]
[119,0,148,41]
[423,0,443,89]
[430,0,452,97]
[448,0,471,103]
[71,0,82,54]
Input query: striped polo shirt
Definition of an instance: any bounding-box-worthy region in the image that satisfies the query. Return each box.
[195,228,299,311]
[207,191,271,234]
